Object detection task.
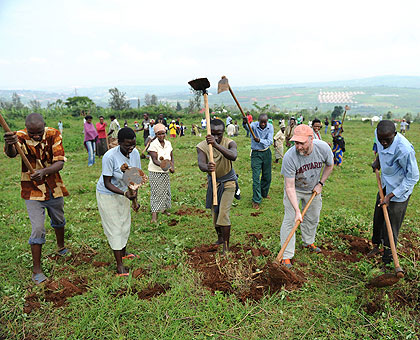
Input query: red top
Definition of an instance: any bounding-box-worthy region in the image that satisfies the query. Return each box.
[247,114,253,124]
[96,122,107,139]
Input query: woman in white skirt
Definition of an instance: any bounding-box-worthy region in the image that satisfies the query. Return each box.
[96,127,140,276]
[148,123,174,223]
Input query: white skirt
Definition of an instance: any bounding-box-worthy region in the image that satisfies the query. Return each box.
[96,191,131,250]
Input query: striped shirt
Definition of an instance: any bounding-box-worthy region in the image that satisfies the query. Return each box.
[14,127,69,201]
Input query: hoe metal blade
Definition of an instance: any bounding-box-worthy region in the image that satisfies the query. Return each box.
[217,76,229,94]
[188,78,210,93]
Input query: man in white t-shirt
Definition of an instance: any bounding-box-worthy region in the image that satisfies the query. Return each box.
[279,124,334,268]
[400,119,408,135]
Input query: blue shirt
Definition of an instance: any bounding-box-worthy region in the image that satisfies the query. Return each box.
[96,146,141,195]
[250,122,274,150]
[375,131,419,202]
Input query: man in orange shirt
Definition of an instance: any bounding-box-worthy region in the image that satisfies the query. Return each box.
[4,113,69,284]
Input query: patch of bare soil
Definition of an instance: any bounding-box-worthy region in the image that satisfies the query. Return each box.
[322,234,372,263]
[24,276,88,313]
[168,219,178,226]
[175,206,208,216]
[113,283,170,300]
[48,246,97,266]
[250,211,263,217]
[186,243,305,302]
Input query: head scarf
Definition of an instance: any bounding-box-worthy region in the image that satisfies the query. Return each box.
[154,123,166,134]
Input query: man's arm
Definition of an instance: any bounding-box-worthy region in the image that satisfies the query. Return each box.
[197,147,215,173]
[284,177,302,223]
[313,164,334,194]
[382,151,419,206]
[206,135,237,161]
[256,125,274,147]
[3,131,18,158]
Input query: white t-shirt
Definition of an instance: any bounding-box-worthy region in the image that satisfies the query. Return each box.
[226,124,235,137]
[96,146,141,194]
[281,139,333,193]
[148,138,173,173]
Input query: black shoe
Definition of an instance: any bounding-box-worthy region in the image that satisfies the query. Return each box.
[367,245,380,258]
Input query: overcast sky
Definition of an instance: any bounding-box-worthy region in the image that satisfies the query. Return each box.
[1,0,420,90]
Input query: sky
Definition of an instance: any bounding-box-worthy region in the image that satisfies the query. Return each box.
[1,0,420,90]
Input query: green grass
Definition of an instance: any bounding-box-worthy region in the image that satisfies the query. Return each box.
[1,117,419,339]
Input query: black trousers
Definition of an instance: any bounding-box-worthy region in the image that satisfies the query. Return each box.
[372,187,410,264]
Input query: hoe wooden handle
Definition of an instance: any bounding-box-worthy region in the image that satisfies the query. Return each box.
[228,86,257,140]
[275,191,317,263]
[375,169,404,277]
[0,113,35,174]
[204,93,218,206]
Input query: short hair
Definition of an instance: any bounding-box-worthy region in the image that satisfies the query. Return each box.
[99,115,104,119]
[259,113,268,121]
[118,127,136,142]
[377,120,396,134]
[312,118,321,125]
[85,115,93,120]
[210,118,225,130]
[25,113,44,127]
[110,115,116,120]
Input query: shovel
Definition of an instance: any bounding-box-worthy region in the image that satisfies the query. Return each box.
[217,76,257,140]
[367,169,404,288]
[120,164,146,212]
[188,78,217,206]
[0,113,35,173]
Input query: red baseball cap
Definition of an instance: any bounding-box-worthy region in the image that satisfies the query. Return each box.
[290,124,313,143]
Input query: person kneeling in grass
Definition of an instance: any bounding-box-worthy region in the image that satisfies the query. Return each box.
[196,119,239,254]
[96,127,141,276]
[3,113,69,285]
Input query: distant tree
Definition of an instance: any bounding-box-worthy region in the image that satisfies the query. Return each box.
[188,88,202,113]
[28,99,41,111]
[386,111,392,119]
[0,98,13,110]
[414,113,420,122]
[176,101,182,111]
[12,92,25,110]
[65,96,95,116]
[252,102,270,114]
[144,93,151,106]
[150,94,158,106]
[331,106,344,120]
[404,112,413,122]
[108,87,130,111]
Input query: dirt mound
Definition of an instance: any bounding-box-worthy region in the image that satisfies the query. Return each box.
[132,268,147,279]
[250,211,262,217]
[322,234,372,263]
[92,261,110,267]
[168,219,178,226]
[175,206,207,216]
[48,246,97,266]
[24,276,88,313]
[187,243,304,302]
[113,283,169,300]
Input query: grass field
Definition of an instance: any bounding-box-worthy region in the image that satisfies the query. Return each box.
[0,117,419,339]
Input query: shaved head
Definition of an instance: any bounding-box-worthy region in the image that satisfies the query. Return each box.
[377,120,396,134]
[25,113,45,128]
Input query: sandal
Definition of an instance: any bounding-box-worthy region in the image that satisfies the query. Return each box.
[122,253,140,260]
[116,272,129,277]
[32,272,48,285]
[57,247,69,256]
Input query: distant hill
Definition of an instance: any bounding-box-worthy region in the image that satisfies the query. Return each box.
[1,75,419,116]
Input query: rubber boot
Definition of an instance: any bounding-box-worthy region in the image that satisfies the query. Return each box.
[214,226,223,245]
[220,225,231,255]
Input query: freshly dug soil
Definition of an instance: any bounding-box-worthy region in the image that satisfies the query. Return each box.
[322,234,372,263]
[175,206,207,216]
[113,284,170,300]
[187,243,305,302]
[24,276,88,313]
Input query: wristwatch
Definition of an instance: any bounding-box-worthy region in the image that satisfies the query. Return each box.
[318,181,324,186]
